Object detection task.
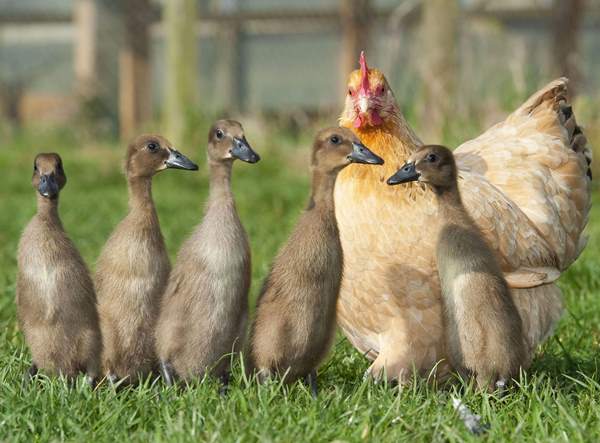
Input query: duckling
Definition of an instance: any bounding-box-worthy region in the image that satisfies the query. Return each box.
[156,120,260,386]
[95,134,198,384]
[16,153,101,385]
[249,127,383,395]
[387,144,527,391]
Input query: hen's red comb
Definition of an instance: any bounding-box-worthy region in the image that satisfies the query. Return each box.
[359,51,370,93]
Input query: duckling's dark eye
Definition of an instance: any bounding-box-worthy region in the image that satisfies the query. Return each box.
[147,142,159,152]
[426,153,438,163]
[330,135,341,145]
[215,129,224,140]
[33,162,37,172]
[57,162,63,173]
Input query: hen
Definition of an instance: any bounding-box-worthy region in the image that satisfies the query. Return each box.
[334,52,591,381]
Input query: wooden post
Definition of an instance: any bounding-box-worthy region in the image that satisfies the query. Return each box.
[164,0,198,146]
[215,20,242,112]
[340,0,372,86]
[119,0,152,140]
[552,0,585,97]
[74,0,98,98]
[419,0,459,141]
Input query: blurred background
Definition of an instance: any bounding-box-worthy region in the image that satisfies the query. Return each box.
[0,0,598,159]
[0,4,599,440]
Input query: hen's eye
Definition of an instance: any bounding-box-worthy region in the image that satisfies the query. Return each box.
[147,142,159,152]
[330,135,341,145]
[376,85,385,95]
[348,89,354,97]
[215,129,224,140]
[426,153,438,163]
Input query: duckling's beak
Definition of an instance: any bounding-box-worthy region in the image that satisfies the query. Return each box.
[231,137,260,163]
[165,148,199,171]
[387,162,420,185]
[38,174,59,199]
[348,142,384,165]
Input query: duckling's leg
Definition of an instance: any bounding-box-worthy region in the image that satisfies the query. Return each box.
[256,368,272,384]
[85,361,99,389]
[107,372,119,385]
[22,364,38,388]
[304,370,318,398]
[159,360,176,387]
[475,372,499,393]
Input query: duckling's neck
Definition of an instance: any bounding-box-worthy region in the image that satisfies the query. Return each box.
[36,195,62,226]
[208,160,233,204]
[434,183,473,226]
[308,169,337,211]
[127,176,156,213]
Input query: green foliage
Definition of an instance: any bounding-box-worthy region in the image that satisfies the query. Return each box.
[0,129,599,442]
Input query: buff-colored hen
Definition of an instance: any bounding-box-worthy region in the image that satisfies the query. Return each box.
[334,52,591,381]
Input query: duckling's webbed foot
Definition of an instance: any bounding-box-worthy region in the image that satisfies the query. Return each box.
[219,372,230,396]
[86,374,97,389]
[494,377,508,396]
[22,364,38,388]
[159,360,176,387]
[304,370,318,398]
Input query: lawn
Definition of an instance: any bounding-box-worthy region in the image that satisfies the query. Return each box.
[0,126,599,442]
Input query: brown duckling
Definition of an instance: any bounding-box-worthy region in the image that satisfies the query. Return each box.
[95,134,198,384]
[156,120,260,387]
[387,145,527,391]
[16,153,102,385]
[249,127,383,396]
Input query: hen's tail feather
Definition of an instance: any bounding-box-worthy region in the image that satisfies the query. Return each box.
[519,77,592,180]
[559,102,592,179]
[553,87,593,259]
[505,77,591,267]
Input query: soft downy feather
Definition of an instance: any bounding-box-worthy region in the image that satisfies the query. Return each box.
[335,77,591,380]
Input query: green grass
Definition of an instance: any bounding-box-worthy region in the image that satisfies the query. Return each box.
[0,128,599,442]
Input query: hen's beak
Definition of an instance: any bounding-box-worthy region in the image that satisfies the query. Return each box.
[230,137,260,163]
[358,96,370,115]
[165,148,199,171]
[38,174,59,198]
[387,162,420,185]
[348,142,384,165]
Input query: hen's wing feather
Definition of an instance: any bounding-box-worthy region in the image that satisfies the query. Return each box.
[458,171,560,276]
[455,78,591,270]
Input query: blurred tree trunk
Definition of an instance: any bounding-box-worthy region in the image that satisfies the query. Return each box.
[340,0,372,88]
[215,23,242,112]
[213,0,242,113]
[119,0,152,140]
[164,0,198,146]
[552,0,585,97]
[419,0,459,142]
[74,0,98,99]
[0,81,24,129]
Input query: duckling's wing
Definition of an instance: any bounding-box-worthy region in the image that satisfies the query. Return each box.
[455,78,591,271]
[504,267,561,289]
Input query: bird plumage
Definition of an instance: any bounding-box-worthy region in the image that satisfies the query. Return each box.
[335,55,591,381]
